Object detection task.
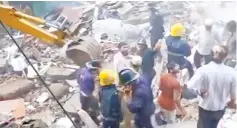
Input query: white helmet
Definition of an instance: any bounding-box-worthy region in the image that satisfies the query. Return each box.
[131,55,142,66]
[211,45,228,63]
[204,18,214,27]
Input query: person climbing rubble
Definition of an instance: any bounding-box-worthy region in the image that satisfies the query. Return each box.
[185,44,236,128]
[119,68,156,128]
[148,3,165,49]
[76,59,102,125]
[166,23,194,78]
[191,18,220,68]
[137,39,161,86]
[157,62,186,123]
[98,69,123,128]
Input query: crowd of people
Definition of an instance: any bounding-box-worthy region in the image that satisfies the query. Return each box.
[76,6,236,128]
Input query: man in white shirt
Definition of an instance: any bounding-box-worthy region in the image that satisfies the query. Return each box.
[113,42,131,75]
[191,19,220,68]
[186,44,236,128]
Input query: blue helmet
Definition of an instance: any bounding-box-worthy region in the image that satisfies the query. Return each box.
[119,69,139,85]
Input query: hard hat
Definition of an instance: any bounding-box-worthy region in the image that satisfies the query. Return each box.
[170,23,185,37]
[99,69,116,86]
[118,69,139,85]
[86,59,101,69]
[204,18,214,26]
[211,45,228,63]
[131,56,142,66]
[137,38,147,46]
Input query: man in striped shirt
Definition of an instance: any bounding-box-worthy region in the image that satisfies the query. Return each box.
[186,44,236,128]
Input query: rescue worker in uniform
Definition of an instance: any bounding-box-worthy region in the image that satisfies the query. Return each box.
[166,23,194,78]
[119,68,156,128]
[76,60,101,125]
[98,69,123,128]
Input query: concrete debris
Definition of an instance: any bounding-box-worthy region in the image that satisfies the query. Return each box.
[0,98,25,119]
[46,67,76,81]
[92,19,142,43]
[27,109,55,126]
[55,117,73,128]
[0,1,235,127]
[0,79,34,100]
[48,83,69,99]
[36,92,49,103]
[0,58,7,74]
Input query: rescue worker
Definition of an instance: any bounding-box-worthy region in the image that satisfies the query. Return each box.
[76,60,101,125]
[166,23,194,78]
[130,55,142,73]
[148,4,165,48]
[186,44,236,128]
[158,62,186,123]
[138,40,161,86]
[192,19,220,68]
[119,68,156,128]
[98,69,123,128]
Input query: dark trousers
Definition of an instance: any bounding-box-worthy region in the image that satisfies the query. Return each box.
[194,50,211,69]
[134,115,153,128]
[198,107,225,128]
[168,55,194,78]
[80,93,100,125]
[102,120,120,128]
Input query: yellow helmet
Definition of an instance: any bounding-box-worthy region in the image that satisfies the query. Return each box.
[99,69,116,86]
[170,23,185,37]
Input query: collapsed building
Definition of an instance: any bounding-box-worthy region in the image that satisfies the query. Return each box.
[0,1,236,128]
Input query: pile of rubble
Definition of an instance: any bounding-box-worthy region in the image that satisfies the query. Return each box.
[0,1,236,127]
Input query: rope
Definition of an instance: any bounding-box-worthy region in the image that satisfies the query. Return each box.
[0,21,79,128]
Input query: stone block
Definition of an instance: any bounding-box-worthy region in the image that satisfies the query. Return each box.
[0,79,34,100]
[46,67,76,81]
[48,83,69,99]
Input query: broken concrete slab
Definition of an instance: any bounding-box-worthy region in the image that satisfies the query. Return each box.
[46,67,76,81]
[28,109,55,126]
[117,2,134,19]
[0,98,25,119]
[0,58,7,74]
[0,79,34,101]
[63,92,81,113]
[48,83,69,99]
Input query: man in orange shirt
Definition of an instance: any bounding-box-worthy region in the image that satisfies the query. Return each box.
[158,62,186,123]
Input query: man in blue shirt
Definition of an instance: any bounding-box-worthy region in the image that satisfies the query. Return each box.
[77,60,101,125]
[138,40,161,86]
[166,23,194,78]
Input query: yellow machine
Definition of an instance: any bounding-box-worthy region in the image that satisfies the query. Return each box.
[0,4,97,66]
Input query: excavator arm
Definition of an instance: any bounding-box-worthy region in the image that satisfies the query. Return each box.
[0,4,101,66]
[0,4,65,46]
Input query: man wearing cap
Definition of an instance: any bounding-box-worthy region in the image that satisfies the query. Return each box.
[77,60,101,125]
[138,39,161,86]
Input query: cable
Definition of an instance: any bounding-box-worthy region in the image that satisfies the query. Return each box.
[0,21,79,128]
